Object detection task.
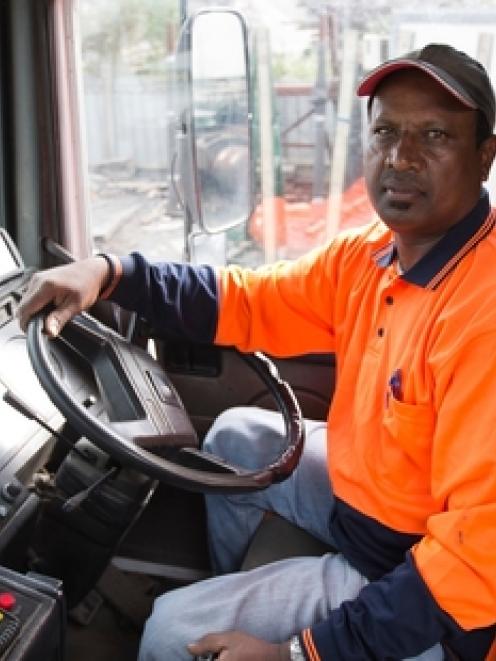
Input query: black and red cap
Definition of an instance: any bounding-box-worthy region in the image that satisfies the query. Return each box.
[357,43,496,131]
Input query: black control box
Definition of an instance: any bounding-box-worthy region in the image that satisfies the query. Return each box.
[0,567,64,660]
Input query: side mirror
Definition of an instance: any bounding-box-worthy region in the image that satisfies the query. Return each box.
[178,9,253,235]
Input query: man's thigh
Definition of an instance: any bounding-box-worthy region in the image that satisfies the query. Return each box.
[138,552,443,661]
[205,407,334,543]
[139,552,367,660]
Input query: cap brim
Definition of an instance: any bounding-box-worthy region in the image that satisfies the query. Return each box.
[357,60,477,109]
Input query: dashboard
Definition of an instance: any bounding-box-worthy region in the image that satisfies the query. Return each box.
[0,230,153,659]
[0,230,63,554]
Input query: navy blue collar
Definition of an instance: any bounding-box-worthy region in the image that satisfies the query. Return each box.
[374,190,494,289]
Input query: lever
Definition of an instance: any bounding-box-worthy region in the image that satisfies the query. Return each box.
[3,389,90,462]
[62,466,118,512]
[3,389,119,513]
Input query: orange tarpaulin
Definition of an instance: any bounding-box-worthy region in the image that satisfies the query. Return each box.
[249,177,375,257]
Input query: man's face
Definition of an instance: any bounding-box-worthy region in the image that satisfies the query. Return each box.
[364,69,496,239]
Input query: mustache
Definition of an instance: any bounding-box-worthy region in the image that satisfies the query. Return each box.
[380,172,423,190]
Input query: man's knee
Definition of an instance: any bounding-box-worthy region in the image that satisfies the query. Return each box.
[203,407,285,469]
[202,407,261,467]
[139,592,188,661]
[202,406,248,457]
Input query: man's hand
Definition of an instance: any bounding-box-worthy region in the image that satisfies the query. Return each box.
[187,631,291,660]
[17,257,110,337]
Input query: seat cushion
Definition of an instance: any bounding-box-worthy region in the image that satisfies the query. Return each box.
[241,514,336,571]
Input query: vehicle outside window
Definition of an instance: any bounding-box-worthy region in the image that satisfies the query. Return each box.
[73,0,496,267]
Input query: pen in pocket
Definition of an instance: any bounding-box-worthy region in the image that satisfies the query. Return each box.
[388,368,403,402]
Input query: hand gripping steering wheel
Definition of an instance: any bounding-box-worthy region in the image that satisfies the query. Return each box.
[27,311,305,493]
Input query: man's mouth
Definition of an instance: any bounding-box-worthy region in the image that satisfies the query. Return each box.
[381,178,425,206]
[384,186,420,204]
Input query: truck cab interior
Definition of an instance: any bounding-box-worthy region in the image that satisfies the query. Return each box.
[0,4,337,658]
[2,1,494,659]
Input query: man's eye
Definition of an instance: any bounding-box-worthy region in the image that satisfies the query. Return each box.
[374,126,394,137]
[426,128,446,140]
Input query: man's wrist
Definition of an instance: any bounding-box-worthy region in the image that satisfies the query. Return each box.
[276,640,291,660]
[96,253,121,299]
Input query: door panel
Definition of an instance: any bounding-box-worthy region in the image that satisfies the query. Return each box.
[159,341,335,439]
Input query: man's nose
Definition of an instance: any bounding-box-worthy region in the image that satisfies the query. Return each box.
[385,133,422,171]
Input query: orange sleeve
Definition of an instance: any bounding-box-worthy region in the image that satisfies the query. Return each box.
[214,243,344,356]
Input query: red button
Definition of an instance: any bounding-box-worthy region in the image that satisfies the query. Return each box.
[0,592,16,611]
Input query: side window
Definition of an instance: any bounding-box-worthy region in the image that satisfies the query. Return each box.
[247,17,373,265]
[75,2,375,268]
[73,3,496,268]
[77,0,181,261]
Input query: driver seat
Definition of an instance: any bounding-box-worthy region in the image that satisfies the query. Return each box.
[243,518,496,661]
[241,513,336,571]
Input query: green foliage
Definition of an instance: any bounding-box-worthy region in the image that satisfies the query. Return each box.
[80,0,179,75]
[271,51,317,83]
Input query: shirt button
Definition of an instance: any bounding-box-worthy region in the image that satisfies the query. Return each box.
[385,295,394,305]
[377,327,385,337]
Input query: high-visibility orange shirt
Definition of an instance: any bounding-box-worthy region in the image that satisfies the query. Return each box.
[215,195,496,657]
[112,192,496,659]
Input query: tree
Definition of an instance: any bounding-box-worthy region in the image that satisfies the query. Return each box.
[80,0,179,76]
[79,0,179,160]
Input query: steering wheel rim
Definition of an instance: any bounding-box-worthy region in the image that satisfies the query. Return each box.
[26,311,305,493]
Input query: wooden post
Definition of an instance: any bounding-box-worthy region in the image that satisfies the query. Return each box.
[257,27,277,264]
[326,28,359,241]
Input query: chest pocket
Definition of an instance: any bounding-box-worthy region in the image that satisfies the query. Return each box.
[382,396,435,475]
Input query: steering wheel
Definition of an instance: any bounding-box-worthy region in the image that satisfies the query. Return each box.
[26,311,305,493]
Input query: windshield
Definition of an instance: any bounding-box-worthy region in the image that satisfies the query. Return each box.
[75,0,496,266]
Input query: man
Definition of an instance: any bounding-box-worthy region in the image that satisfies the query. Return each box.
[18,44,496,660]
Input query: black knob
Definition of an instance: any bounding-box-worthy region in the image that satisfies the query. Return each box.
[2,482,22,503]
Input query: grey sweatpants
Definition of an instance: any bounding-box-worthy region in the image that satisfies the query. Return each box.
[138,407,443,660]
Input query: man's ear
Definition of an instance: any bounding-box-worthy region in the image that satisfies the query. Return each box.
[479,134,496,182]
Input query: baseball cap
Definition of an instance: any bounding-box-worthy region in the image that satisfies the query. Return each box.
[357,43,496,131]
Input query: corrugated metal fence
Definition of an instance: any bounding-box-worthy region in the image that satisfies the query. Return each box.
[83,75,320,174]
